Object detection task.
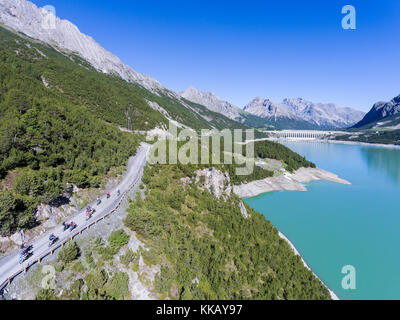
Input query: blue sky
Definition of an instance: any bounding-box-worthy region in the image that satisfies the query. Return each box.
[31,0,400,111]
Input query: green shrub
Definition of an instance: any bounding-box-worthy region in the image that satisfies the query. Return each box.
[72,261,86,273]
[104,272,130,300]
[142,248,160,266]
[86,252,95,268]
[84,269,109,300]
[99,229,130,260]
[132,263,139,272]
[35,288,57,300]
[120,249,139,267]
[55,263,64,273]
[108,229,130,249]
[58,242,80,265]
[67,279,84,300]
[94,237,104,251]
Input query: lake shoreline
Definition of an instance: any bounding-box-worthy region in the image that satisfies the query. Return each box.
[235,163,349,300]
[327,139,400,149]
[233,167,351,198]
[267,137,400,150]
[278,231,340,300]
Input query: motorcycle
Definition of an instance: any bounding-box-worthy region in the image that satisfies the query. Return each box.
[86,210,92,221]
[85,208,95,221]
[62,222,70,232]
[20,243,33,253]
[19,253,28,264]
[48,236,59,247]
[19,246,33,264]
[69,222,77,232]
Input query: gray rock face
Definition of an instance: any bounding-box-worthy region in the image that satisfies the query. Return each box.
[283,98,365,128]
[195,168,232,199]
[244,97,294,120]
[180,86,242,120]
[0,0,162,92]
[244,97,365,129]
[353,94,400,128]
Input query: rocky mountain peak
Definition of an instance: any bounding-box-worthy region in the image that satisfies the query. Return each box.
[244,96,365,129]
[392,94,400,104]
[354,93,400,128]
[244,98,294,119]
[180,86,241,120]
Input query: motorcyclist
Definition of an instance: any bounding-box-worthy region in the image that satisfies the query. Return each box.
[117,190,121,196]
[70,221,77,231]
[62,221,69,231]
[49,233,56,242]
[106,192,111,199]
[19,251,26,264]
[97,197,101,205]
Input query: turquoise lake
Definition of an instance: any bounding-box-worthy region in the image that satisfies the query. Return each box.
[244,141,400,300]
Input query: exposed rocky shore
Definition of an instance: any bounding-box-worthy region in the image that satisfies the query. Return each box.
[233,167,350,198]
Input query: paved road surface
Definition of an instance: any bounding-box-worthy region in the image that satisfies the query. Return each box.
[0,143,151,292]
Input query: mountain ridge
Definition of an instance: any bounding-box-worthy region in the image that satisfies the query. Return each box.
[353,94,400,129]
[1,0,365,132]
[181,86,365,130]
[0,0,258,134]
[0,0,163,92]
[180,86,242,121]
[244,96,365,130]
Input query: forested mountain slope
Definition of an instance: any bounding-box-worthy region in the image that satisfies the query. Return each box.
[123,163,331,300]
[0,26,146,236]
[0,25,258,237]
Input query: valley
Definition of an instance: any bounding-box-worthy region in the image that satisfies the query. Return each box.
[0,0,398,303]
